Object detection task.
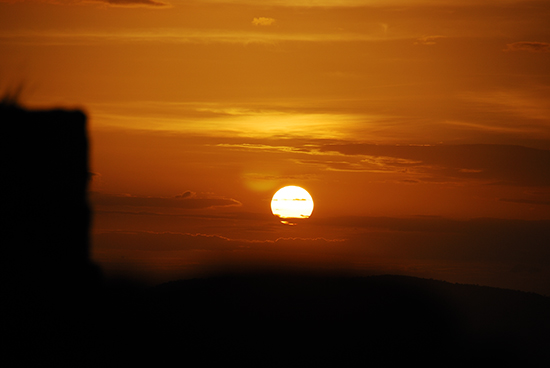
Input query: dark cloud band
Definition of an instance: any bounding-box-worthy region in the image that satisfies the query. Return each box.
[319,144,550,187]
[505,42,550,52]
[91,192,241,209]
[99,0,169,7]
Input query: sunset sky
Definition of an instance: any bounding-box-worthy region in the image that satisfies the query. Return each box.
[2,0,549,294]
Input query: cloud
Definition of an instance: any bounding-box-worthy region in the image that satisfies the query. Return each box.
[94,0,170,6]
[318,144,550,186]
[18,0,171,6]
[296,159,374,172]
[458,90,550,136]
[95,230,344,251]
[93,230,350,277]
[252,17,276,26]
[414,35,445,45]
[103,0,169,6]
[91,192,241,210]
[505,41,550,52]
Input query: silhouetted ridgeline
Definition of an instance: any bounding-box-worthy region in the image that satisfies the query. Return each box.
[2,101,549,366]
[141,273,550,366]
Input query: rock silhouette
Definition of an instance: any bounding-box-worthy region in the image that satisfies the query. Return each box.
[2,100,549,366]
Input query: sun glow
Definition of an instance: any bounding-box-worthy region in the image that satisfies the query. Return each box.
[271,186,314,221]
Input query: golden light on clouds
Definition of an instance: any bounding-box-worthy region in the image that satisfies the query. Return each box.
[271,186,314,222]
[88,102,361,139]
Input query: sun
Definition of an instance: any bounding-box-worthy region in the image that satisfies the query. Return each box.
[271,186,314,221]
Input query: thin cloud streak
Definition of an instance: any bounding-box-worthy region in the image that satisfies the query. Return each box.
[90,103,365,139]
[318,143,550,186]
[7,0,171,6]
[91,192,242,210]
[196,0,539,6]
[505,41,550,53]
[0,29,400,46]
[95,230,344,250]
[461,90,550,123]
[99,0,170,6]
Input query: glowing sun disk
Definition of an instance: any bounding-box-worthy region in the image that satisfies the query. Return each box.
[271,186,314,220]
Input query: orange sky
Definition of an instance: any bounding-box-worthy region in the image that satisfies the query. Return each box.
[2,0,549,293]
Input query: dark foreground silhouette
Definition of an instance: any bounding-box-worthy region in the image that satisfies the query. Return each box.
[3,101,549,366]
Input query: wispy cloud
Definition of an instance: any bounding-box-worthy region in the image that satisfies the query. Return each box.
[505,41,550,53]
[2,0,171,6]
[217,143,320,155]
[91,192,241,210]
[0,28,394,46]
[90,102,362,138]
[193,0,535,6]
[99,0,169,6]
[456,90,550,139]
[318,144,550,186]
[295,158,386,173]
[414,35,445,45]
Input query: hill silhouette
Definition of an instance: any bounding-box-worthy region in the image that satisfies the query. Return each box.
[2,101,549,366]
[137,272,549,366]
